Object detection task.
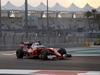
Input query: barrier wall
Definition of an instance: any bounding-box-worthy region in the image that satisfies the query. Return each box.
[0,45,19,51]
[49,43,83,48]
[0,43,83,51]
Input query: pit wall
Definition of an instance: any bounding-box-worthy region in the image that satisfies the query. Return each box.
[0,43,83,51]
[0,42,99,51]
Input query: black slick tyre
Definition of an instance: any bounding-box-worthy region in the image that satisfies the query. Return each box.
[58,48,66,55]
[67,54,72,57]
[40,50,48,60]
[16,49,24,59]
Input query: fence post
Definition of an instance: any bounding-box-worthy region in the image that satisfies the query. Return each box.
[35,33,38,42]
[13,34,16,45]
[58,34,60,43]
[3,33,7,45]
[21,34,24,42]
[54,35,55,44]
[29,34,31,41]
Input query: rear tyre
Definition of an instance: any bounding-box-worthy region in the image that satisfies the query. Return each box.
[40,50,48,60]
[16,49,24,59]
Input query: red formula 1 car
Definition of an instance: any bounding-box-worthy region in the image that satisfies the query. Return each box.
[16,41,71,60]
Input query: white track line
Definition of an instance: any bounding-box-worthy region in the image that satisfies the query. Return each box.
[2,53,16,55]
[2,53,100,56]
[72,54,100,56]
[0,69,100,75]
[0,69,40,74]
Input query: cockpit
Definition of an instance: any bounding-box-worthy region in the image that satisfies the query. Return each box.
[31,43,45,48]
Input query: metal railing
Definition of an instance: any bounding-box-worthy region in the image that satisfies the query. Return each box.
[1,32,99,45]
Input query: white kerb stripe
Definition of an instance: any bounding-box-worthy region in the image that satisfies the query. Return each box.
[78,71,100,75]
[0,69,40,74]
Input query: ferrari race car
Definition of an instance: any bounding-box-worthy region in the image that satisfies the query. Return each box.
[16,41,71,60]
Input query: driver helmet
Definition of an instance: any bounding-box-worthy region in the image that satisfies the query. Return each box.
[37,41,41,45]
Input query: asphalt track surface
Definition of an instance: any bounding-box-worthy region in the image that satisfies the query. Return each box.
[0,47,100,71]
[0,55,100,71]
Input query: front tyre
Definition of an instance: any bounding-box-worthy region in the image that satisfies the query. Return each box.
[58,48,72,58]
[16,49,24,59]
[58,48,66,55]
[67,54,72,57]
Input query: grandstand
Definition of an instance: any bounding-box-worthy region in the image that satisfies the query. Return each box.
[1,16,99,45]
[1,17,98,30]
[0,1,100,45]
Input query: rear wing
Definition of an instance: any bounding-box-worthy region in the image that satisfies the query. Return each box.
[19,42,32,45]
[19,42,32,49]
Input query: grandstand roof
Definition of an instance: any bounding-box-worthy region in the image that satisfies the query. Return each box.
[97,6,100,12]
[1,1,100,13]
[3,1,22,11]
[67,3,85,12]
[52,3,71,12]
[82,3,95,11]
[20,3,39,11]
[1,7,5,10]
[36,2,55,11]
